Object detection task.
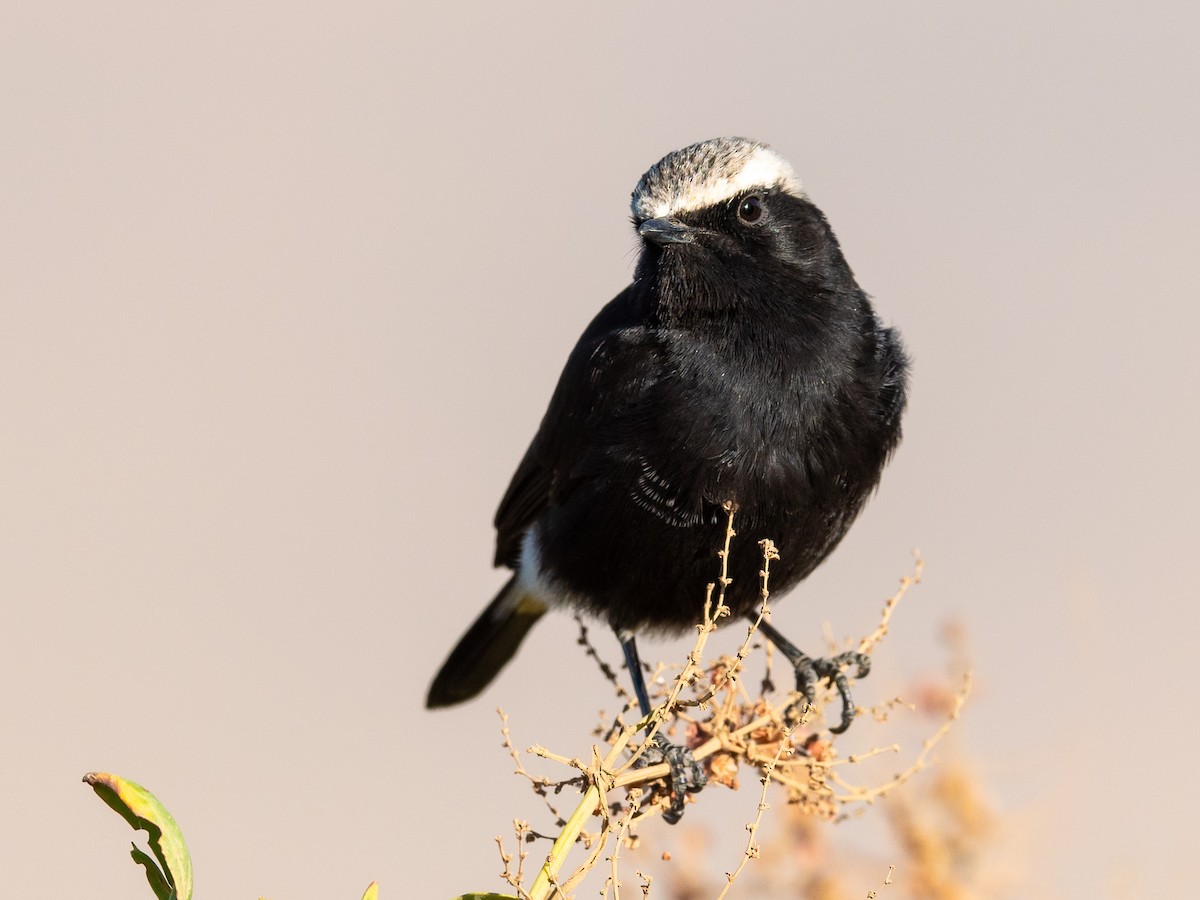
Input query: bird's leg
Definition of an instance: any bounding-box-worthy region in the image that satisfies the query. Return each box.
[619,630,655,718]
[618,630,706,824]
[755,617,870,735]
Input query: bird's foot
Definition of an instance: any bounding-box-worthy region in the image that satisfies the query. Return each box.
[788,650,871,735]
[636,733,707,824]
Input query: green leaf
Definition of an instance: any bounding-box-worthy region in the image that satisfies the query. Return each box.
[131,845,176,900]
[84,772,193,900]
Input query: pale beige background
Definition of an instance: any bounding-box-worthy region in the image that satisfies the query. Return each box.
[3,3,1197,898]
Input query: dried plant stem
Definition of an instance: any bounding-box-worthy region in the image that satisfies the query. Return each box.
[611,711,774,790]
[501,710,572,827]
[857,553,923,657]
[495,822,533,900]
[525,725,635,900]
[715,730,793,899]
[866,865,896,898]
[600,788,642,900]
[504,526,963,899]
[527,506,739,900]
[829,672,972,805]
[679,538,777,712]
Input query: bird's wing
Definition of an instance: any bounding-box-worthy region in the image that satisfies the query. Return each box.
[492,443,554,566]
[493,286,657,567]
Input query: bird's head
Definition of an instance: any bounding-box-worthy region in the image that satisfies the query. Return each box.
[630,137,849,316]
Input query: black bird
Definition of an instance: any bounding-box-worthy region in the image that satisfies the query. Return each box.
[427,137,907,819]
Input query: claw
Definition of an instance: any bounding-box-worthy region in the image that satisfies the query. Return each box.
[756,619,872,736]
[785,650,871,735]
[637,733,707,824]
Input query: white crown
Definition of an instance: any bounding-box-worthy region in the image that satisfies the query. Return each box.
[631,137,805,222]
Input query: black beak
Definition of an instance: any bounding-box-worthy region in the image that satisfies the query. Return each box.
[638,217,694,245]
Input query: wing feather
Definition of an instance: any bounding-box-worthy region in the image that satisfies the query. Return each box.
[492,286,657,566]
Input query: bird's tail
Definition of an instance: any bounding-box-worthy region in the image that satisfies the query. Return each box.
[426,575,548,709]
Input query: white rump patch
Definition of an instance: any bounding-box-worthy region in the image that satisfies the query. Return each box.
[516,528,576,609]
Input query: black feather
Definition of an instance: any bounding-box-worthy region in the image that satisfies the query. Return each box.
[426,577,546,708]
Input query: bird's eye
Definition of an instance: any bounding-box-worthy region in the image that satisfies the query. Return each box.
[737,195,764,224]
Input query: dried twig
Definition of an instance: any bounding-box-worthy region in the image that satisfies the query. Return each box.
[494,529,964,899]
[716,728,794,898]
